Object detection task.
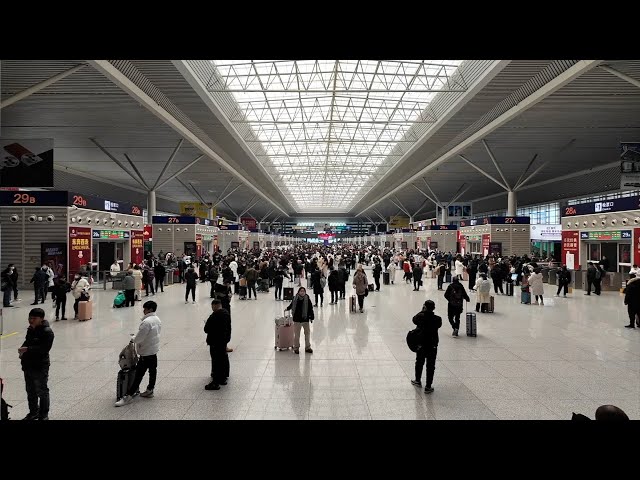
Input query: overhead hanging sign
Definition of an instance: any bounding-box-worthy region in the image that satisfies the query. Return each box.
[92,230,130,239]
[389,216,410,228]
[179,202,212,218]
[447,203,472,219]
[562,196,640,217]
[579,230,631,241]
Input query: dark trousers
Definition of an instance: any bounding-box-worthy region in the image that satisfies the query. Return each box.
[330,290,338,303]
[476,302,488,313]
[247,281,257,299]
[34,285,46,303]
[124,289,135,307]
[594,279,601,295]
[210,345,229,383]
[315,292,324,306]
[437,275,444,290]
[145,279,155,296]
[357,294,365,310]
[468,273,477,291]
[448,304,462,330]
[13,285,18,300]
[155,277,164,292]
[274,284,282,299]
[557,282,568,295]
[178,269,185,283]
[493,279,503,294]
[413,277,420,290]
[24,366,49,418]
[185,285,196,301]
[128,354,157,395]
[3,287,12,307]
[55,297,66,318]
[340,284,346,298]
[374,277,381,291]
[627,305,638,326]
[415,346,438,388]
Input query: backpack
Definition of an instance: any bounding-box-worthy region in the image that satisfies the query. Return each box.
[113,291,126,308]
[118,340,139,370]
[451,287,464,306]
[1,377,12,421]
[595,268,602,280]
[406,327,423,353]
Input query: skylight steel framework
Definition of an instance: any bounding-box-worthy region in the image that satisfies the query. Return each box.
[207,60,467,212]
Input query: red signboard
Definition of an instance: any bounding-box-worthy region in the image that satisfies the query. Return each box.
[634,228,640,266]
[561,230,580,270]
[482,234,490,256]
[241,217,257,230]
[459,234,466,254]
[143,224,153,241]
[131,230,144,265]
[68,227,92,277]
[196,234,202,257]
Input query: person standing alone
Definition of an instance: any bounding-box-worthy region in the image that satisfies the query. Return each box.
[185,266,199,304]
[19,308,54,420]
[204,299,232,390]
[285,287,315,354]
[410,300,442,394]
[623,273,640,328]
[114,301,162,406]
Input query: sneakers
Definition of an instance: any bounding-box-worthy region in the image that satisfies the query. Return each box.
[205,382,220,390]
[453,329,459,337]
[114,395,133,407]
[22,412,39,421]
[61,317,67,320]
[185,300,189,304]
[192,301,196,304]
[139,389,154,398]
[359,309,364,313]
[625,324,635,328]
[226,347,234,352]
[411,379,422,387]
[424,387,435,394]
[38,416,49,421]
[305,348,313,353]
[55,317,59,322]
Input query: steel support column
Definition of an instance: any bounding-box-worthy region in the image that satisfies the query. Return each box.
[507,191,517,216]
[148,190,157,220]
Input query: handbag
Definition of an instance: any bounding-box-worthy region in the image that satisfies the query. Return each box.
[364,288,369,297]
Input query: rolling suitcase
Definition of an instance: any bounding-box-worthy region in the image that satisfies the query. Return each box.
[274,311,294,351]
[466,310,477,337]
[383,271,390,285]
[117,367,137,400]
[283,286,294,301]
[78,300,92,321]
[238,286,247,300]
[445,272,452,283]
[368,284,374,292]
[487,295,494,313]
[350,295,357,313]
[506,282,514,296]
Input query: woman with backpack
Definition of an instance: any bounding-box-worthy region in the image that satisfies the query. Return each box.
[443,277,470,337]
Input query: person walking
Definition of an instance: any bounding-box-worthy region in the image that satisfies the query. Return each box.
[44,263,55,303]
[52,275,70,321]
[143,262,155,296]
[328,267,339,304]
[475,273,492,312]
[372,261,382,291]
[623,273,640,328]
[444,277,470,337]
[556,265,571,297]
[585,262,597,296]
[19,307,54,420]
[403,260,412,284]
[410,300,442,394]
[273,265,289,301]
[2,264,16,308]
[435,261,447,291]
[30,266,48,305]
[412,262,423,291]
[529,268,545,305]
[593,263,604,295]
[311,268,325,307]
[352,265,369,313]
[285,287,315,354]
[123,270,136,307]
[114,301,162,406]
[70,273,91,320]
[184,266,199,304]
[154,262,166,293]
[387,260,396,285]
[245,263,258,300]
[490,263,504,295]
[204,299,232,390]
[467,258,478,291]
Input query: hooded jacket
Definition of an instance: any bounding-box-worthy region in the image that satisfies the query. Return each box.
[133,312,162,356]
[20,320,54,370]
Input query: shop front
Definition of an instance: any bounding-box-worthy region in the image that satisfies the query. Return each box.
[530,224,561,261]
[152,216,219,259]
[459,216,531,257]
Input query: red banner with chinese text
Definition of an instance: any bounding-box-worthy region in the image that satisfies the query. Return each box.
[68,227,91,277]
[561,230,580,270]
[131,230,144,265]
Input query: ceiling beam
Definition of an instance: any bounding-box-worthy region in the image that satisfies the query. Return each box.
[88,60,290,217]
[357,60,603,216]
[599,65,640,90]
[482,140,511,190]
[152,139,183,191]
[390,196,411,217]
[423,179,443,206]
[0,64,86,109]
[513,159,553,191]
[513,153,539,191]
[447,183,472,205]
[155,155,204,190]
[123,153,151,190]
[210,184,243,210]
[412,184,440,206]
[90,138,149,190]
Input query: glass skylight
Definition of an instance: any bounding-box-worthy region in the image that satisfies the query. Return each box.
[209,60,465,212]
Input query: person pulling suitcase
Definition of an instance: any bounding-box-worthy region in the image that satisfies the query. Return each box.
[285,287,314,354]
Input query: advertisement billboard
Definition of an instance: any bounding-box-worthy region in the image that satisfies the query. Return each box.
[131,231,144,265]
[562,230,580,270]
[530,224,562,241]
[41,243,67,278]
[68,227,92,277]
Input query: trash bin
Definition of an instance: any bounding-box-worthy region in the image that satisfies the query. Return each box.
[111,272,126,290]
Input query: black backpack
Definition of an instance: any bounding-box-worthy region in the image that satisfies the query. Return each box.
[451,287,464,307]
[406,327,423,352]
[1,377,12,421]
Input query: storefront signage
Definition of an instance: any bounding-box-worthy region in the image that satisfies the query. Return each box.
[634,228,640,266]
[562,230,580,270]
[152,216,211,225]
[131,231,144,265]
[68,227,92,277]
[241,217,257,230]
[92,230,130,239]
[562,195,640,217]
[530,224,562,241]
[460,216,530,226]
[465,234,482,242]
[579,230,631,240]
[482,234,490,256]
[143,225,153,241]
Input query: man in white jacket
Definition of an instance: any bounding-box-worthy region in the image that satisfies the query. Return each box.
[115,301,162,406]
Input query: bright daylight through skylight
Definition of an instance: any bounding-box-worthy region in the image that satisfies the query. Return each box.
[209,60,465,212]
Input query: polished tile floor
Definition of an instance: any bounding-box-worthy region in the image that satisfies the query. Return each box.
[1,268,639,420]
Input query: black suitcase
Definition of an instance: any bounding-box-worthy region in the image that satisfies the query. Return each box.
[466,312,477,337]
[445,272,452,283]
[238,286,247,299]
[350,295,357,313]
[283,287,294,301]
[117,367,137,400]
[506,282,514,296]
[383,272,390,285]
[368,284,374,291]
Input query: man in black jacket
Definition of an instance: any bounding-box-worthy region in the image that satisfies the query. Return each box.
[412,262,423,291]
[30,266,48,305]
[154,262,166,293]
[184,266,198,304]
[410,300,442,394]
[18,308,54,420]
[623,274,640,328]
[372,261,383,291]
[204,300,231,390]
[444,278,470,337]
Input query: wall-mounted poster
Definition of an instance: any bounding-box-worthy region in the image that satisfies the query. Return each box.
[41,243,67,278]
[68,227,92,278]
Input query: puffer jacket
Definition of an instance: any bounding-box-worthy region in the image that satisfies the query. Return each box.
[133,312,162,356]
[71,277,91,299]
[123,274,135,290]
[352,270,368,295]
[475,277,492,304]
[20,320,54,370]
[529,272,544,296]
[131,269,143,290]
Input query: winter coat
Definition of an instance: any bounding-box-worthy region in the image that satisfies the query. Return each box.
[529,272,544,296]
[46,267,55,287]
[286,294,315,322]
[455,260,465,276]
[311,269,324,294]
[444,282,470,313]
[123,274,135,290]
[352,270,368,296]
[204,308,232,347]
[131,269,143,290]
[558,268,571,285]
[133,312,162,356]
[328,270,339,291]
[71,277,91,299]
[245,267,258,283]
[412,311,442,347]
[51,279,71,299]
[31,269,48,287]
[624,276,640,310]
[372,263,382,279]
[229,261,239,281]
[412,266,423,280]
[20,320,54,370]
[475,277,492,304]
[185,269,199,287]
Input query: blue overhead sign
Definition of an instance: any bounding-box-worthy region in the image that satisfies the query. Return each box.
[562,195,640,217]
